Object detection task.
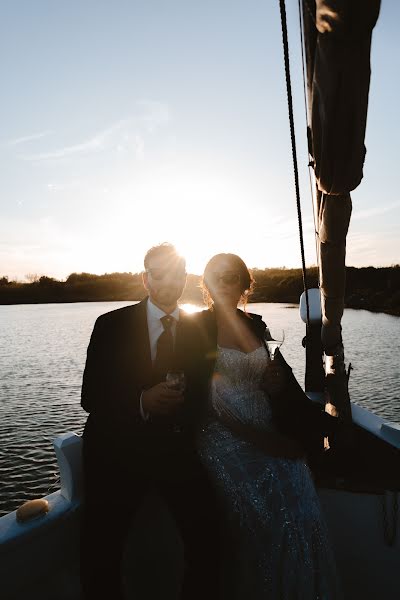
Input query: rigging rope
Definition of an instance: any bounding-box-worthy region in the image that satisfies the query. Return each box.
[278,0,310,329]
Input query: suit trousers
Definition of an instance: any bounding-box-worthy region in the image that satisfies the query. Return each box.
[80,447,221,600]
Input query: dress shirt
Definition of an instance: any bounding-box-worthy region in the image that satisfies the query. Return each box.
[146,299,180,362]
[139,298,180,420]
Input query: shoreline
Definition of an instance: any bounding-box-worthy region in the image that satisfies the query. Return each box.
[0,297,398,318]
[1,266,398,316]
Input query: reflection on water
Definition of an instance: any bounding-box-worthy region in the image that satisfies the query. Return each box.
[0,301,399,516]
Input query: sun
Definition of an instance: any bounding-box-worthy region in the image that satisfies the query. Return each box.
[179,303,204,314]
[65,159,298,278]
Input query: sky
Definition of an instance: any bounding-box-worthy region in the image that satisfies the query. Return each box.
[1,0,399,280]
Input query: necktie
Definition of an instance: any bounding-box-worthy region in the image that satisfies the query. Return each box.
[154,315,175,380]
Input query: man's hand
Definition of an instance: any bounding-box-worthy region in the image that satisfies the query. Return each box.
[262,360,287,397]
[141,382,184,417]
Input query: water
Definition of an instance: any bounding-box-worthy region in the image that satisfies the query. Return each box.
[0,301,399,516]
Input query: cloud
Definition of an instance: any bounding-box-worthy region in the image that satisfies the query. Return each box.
[347,229,400,267]
[4,130,53,146]
[20,119,130,161]
[19,101,170,162]
[352,201,400,221]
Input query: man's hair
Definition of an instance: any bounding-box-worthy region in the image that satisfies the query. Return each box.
[144,242,186,271]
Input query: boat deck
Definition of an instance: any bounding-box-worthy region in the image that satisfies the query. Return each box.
[1,406,400,600]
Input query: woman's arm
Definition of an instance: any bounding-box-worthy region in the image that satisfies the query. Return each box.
[262,352,340,439]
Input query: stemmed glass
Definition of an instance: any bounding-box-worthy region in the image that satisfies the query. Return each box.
[166,370,186,392]
[265,328,285,361]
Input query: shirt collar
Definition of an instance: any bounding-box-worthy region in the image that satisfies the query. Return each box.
[147,298,180,322]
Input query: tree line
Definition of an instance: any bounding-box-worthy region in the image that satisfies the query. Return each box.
[0,266,399,316]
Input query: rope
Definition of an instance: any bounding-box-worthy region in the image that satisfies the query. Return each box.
[278,0,310,328]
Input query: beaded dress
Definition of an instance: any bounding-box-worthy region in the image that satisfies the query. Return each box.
[197,345,342,599]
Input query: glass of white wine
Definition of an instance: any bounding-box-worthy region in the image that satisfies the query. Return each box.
[166,370,186,392]
[265,328,285,361]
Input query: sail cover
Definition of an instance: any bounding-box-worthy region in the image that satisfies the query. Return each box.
[301,0,381,353]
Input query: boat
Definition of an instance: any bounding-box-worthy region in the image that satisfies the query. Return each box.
[1,406,399,600]
[1,2,399,599]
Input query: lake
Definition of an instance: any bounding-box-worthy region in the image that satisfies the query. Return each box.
[0,301,399,516]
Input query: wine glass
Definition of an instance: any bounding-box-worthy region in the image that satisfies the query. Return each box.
[265,328,285,361]
[166,370,186,392]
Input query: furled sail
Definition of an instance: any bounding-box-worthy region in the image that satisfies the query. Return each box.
[302,0,381,351]
[301,0,381,418]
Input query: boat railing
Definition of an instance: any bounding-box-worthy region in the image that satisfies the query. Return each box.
[0,433,83,599]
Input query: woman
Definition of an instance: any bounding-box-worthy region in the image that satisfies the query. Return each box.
[196,253,342,599]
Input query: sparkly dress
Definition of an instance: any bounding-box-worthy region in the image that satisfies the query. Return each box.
[197,345,341,599]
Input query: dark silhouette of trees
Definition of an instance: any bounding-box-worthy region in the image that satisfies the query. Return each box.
[0,266,399,316]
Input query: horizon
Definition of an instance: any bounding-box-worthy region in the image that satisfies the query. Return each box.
[3,262,399,285]
[1,1,399,279]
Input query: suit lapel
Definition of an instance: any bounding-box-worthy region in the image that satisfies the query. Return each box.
[175,309,190,369]
[123,298,152,384]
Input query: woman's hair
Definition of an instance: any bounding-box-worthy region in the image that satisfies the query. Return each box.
[201,253,255,310]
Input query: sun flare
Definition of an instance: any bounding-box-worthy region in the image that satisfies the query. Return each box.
[60,161,307,280]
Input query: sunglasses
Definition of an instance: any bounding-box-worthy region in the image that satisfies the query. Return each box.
[146,268,186,281]
[208,271,241,286]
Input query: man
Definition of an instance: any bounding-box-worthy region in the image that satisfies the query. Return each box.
[80,243,220,600]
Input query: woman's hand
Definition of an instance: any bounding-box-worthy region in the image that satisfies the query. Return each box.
[262,359,287,397]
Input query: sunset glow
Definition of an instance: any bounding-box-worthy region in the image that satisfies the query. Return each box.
[1,2,399,281]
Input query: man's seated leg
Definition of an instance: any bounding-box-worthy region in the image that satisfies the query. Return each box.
[163,461,222,600]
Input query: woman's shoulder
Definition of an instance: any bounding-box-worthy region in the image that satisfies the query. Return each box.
[245,310,264,323]
[238,309,267,336]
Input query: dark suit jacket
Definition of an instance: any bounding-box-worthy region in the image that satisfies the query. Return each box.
[81,299,207,480]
